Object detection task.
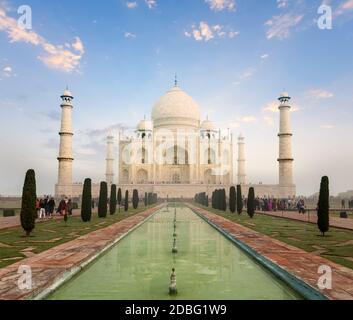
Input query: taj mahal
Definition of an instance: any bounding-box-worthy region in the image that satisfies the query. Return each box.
[55,80,296,200]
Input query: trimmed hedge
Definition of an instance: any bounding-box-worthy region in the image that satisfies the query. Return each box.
[3,209,16,217]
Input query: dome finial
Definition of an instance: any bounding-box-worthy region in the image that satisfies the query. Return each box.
[174,73,178,87]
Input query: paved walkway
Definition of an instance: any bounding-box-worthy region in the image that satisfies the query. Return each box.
[258,210,353,231]
[0,205,162,300]
[189,204,353,300]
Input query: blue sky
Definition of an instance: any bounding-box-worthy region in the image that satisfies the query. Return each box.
[0,0,353,196]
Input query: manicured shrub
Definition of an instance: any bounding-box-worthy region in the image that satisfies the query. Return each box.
[318,176,330,236]
[81,178,92,222]
[72,202,79,210]
[117,188,122,212]
[98,181,108,218]
[229,186,236,213]
[110,184,117,215]
[247,187,255,219]
[237,185,243,214]
[124,190,129,212]
[3,209,15,217]
[132,189,139,209]
[20,169,37,237]
[221,189,227,211]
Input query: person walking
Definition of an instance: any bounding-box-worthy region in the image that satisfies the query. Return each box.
[67,199,73,216]
[57,198,67,216]
[36,198,41,218]
[47,197,56,219]
[39,198,46,219]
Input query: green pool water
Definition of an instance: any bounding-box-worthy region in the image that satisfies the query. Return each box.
[48,206,301,300]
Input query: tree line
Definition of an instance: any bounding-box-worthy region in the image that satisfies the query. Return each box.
[81,179,158,222]
[18,169,330,237]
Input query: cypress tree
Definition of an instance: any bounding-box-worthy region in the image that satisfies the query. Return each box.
[144,192,148,206]
[132,189,139,209]
[237,185,243,214]
[20,169,37,237]
[98,182,108,218]
[212,191,215,209]
[221,189,227,211]
[81,178,92,222]
[317,176,330,236]
[124,190,129,212]
[110,184,117,215]
[117,188,122,212]
[247,187,255,219]
[229,186,236,213]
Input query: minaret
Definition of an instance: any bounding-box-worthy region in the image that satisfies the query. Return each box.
[237,134,246,185]
[278,92,294,198]
[106,131,115,186]
[56,88,74,198]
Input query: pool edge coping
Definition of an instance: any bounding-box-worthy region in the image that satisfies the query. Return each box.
[188,205,329,301]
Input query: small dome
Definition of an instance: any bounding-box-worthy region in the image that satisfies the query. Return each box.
[201,119,217,131]
[279,91,290,98]
[62,89,73,97]
[152,85,200,128]
[137,119,153,131]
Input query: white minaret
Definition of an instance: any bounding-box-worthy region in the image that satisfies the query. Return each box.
[56,88,74,198]
[237,134,246,185]
[106,131,115,186]
[278,92,294,198]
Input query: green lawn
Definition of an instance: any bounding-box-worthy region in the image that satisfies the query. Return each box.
[195,204,353,270]
[0,205,156,269]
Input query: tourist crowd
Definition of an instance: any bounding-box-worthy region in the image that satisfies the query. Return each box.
[253,197,306,214]
[36,196,73,219]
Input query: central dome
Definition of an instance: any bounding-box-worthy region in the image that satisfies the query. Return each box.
[152,85,200,129]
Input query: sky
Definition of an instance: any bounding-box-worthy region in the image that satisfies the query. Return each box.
[0,0,353,196]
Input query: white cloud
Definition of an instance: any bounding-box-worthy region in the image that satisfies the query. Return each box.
[308,89,334,99]
[186,22,238,42]
[237,115,257,123]
[124,32,136,38]
[263,100,300,113]
[239,67,256,79]
[263,101,279,113]
[0,8,84,72]
[199,21,214,41]
[3,65,12,76]
[126,1,138,9]
[228,30,240,38]
[263,116,275,126]
[265,13,304,40]
[205,0,236,11]
[277,0,288,9]
[261,53,269,59]
[335,0,353,16]
[145,0,156,9]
